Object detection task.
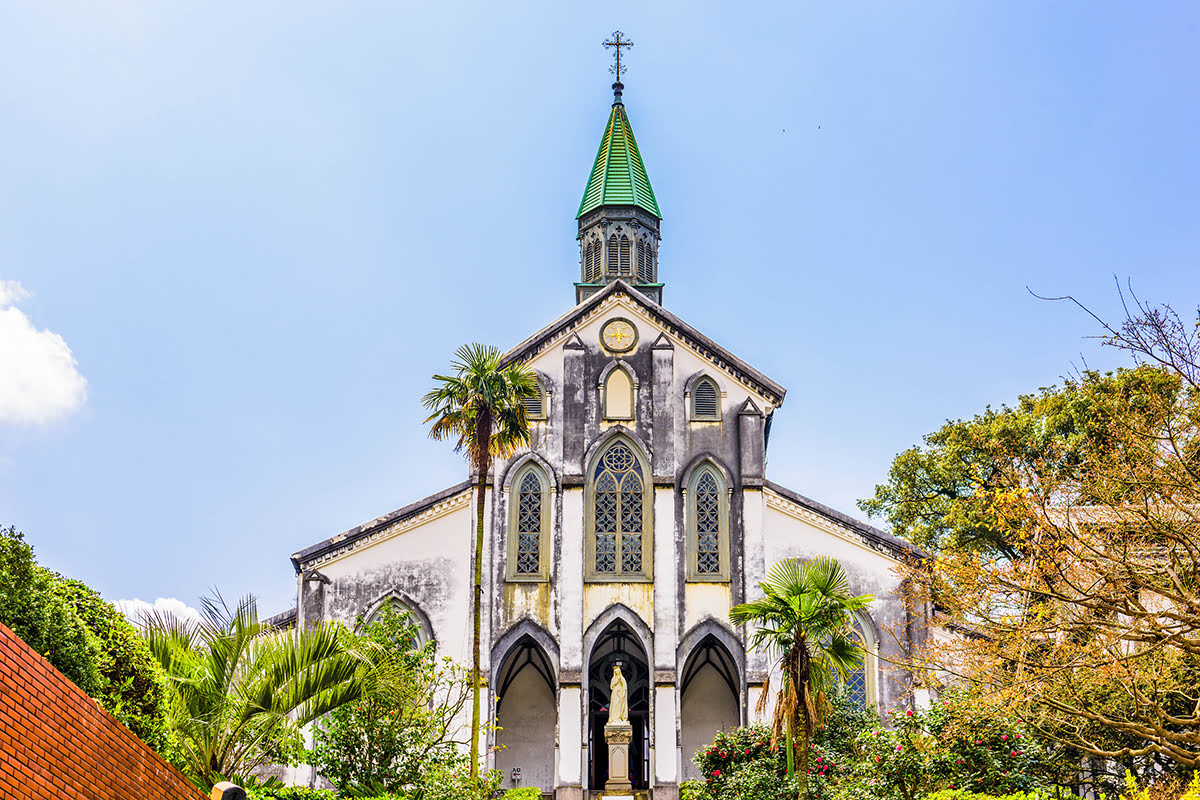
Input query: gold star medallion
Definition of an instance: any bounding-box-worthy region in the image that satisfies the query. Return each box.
[601,318,638,353]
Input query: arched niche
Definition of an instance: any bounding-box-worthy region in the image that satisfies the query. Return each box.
[493,634,557,793]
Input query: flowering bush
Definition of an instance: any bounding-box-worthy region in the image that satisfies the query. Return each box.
[692,723,802,800]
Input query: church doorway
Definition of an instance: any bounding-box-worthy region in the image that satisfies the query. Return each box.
[587,619,650,791]
[495,636,556,793]
[680,635,740,781]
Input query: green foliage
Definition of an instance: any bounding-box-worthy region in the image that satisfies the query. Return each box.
[0,525,176,757]
[690,693,1064,800]
[144,593,373,789]
[499,788,543,800]
[858,366,1181,556]
[310,605,472,794]
[681,781,709,800]
[693,722,799,800]
[245,786,335,800]
[729,556,873,797]
[0,525,101,693]
[55,577,175,754]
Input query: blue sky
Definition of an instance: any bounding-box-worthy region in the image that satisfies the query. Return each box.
[1,2,1197,617]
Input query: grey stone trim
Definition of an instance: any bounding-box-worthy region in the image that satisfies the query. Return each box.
[263,607,297,629]
[502,280,786,407]
[762,480,922,559]
[290,480,473,572]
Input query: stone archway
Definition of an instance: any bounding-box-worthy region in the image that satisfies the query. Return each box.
[587,619,650,791]
[494,636,556,793]
[680,634,740,781]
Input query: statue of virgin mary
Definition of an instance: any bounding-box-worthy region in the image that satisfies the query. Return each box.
[607,663,629,726]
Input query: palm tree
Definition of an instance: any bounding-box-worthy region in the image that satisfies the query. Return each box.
[729,556,873,800]
[142,593,373,789]
[422,343,538,785]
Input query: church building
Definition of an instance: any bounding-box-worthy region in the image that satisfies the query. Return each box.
[288,65,919,800]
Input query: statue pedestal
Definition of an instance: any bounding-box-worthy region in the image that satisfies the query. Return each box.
[603,722,634,794]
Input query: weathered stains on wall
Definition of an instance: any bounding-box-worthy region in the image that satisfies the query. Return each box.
[682,583,733,636]
[318,502,474,663]
[503,582,554,632]
[583,582,654,633]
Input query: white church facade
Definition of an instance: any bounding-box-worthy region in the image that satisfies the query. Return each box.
[287,75,919,800]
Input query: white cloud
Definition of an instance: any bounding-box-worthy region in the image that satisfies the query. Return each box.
[116,597,205,628]
[0,280,88,425]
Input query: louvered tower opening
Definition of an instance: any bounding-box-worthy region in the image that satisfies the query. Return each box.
[692,379,719,420]
[619,236,631,276]
[607,235,619,275]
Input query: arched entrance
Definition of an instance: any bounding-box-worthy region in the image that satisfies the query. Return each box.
[680,635,740,781]
[588,619,650,791]
[495,636,556,793]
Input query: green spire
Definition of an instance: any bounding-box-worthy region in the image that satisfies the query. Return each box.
[577,99,661,220]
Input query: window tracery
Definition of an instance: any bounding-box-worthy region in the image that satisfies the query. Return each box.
[588,440,650,579]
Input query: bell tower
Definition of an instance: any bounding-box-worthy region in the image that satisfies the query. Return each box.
[576,32,663,305]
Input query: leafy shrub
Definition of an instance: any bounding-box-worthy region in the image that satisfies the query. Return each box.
[0,525,177,758]
[56,577,174,754]
[693,722,799,800]
[0,526,100,693]
[500,788,543,800]
[309,605,476,795]
[245,785,335,800]
[1120,771,1200,800]
[680,780,708,800]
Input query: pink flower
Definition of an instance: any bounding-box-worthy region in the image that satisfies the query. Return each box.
[745,749,750,755]
[950,784,956,789]
[1002,735,1008,741]
[876,756,882,762]
[906,709,913,716]
[712,770,721,777]
[896,745,903,752]
[1010,750,1017,757]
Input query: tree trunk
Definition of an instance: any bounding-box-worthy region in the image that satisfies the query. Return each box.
[468,413,492,787]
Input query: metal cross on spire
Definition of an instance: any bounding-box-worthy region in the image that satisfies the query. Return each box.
[603,30,634,81]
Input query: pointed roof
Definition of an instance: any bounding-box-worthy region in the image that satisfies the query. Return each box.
[503,280,786,408]
[577,99,661,220]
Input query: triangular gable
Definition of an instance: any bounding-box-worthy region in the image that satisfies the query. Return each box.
[504,281,787,408]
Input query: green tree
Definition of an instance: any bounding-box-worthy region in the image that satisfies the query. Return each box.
[143,593,374,789]
[0,525,100,693]
[729,557,873,800]
[860,298,1200,771]
[310,605,473,793]
[57,578,175,754]
[422,342,537,785]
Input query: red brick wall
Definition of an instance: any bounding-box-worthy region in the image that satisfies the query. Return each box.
[0,621,207,800]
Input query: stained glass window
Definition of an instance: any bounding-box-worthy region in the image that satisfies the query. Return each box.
[515,471,542,575]
[695,471,721,575]
[593,441,644,575]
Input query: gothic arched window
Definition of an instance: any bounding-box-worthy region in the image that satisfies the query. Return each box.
[686,463,729,581]
[507,464,550,581]
[691,377,720,421]
[844,617,877,709]
[607,235,619,275]
[588,440,651,580]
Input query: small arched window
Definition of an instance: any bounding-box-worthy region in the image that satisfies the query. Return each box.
[687,464,729,581]
[618,235,631,276]
[524,377,547,420]
[364,597,430,648]
[844,617,876,709]
[588,439,651,580]
[508,464,550,581]
[607,235,619,275]
[691,377,720,421]
[603,365,635,420]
